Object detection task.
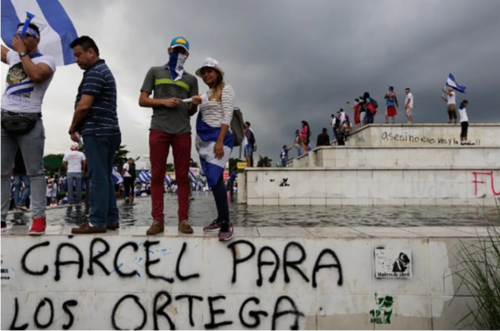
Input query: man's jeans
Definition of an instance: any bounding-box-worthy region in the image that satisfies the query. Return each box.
[365,110,374,124]
[67,172,83,203]
[14,174,30,207]
[83,133,121,228]
[1,119,46,220]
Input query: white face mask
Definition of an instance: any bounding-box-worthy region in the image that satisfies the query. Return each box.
[173,53,187,81]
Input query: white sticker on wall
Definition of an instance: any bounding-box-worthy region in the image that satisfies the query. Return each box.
[374,249,412,279]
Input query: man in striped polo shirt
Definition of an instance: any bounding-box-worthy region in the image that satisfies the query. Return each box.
[68,36,122,234]
[139,36,199,236]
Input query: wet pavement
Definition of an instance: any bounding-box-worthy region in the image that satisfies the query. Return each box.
[5,191,498,228]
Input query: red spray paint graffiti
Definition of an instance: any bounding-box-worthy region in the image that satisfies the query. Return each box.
[472,172,500,196]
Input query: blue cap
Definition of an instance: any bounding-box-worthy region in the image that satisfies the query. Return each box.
[170,36,189,51]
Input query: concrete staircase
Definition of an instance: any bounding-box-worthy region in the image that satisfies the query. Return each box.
[240,124,500,206]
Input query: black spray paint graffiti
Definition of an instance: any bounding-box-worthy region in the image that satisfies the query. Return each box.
[279,178,290,187]
[381,131,480,146]
[10,238,343,330]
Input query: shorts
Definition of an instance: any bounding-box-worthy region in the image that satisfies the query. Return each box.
[386,105,397,117]
[244,144,253,157]
[405,108,413,117]
[460,121,469,138]
[447,104,457,111]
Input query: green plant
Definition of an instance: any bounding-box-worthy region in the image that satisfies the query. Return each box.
[453,203,500,330]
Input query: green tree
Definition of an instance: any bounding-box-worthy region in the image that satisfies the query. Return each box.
[114,145,130,167]
[190,161,199,168]
[166,163,174,172]
[257,155,272,167]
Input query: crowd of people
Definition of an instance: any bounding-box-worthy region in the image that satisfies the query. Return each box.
[1,27,242,241]
[278,86,471,167]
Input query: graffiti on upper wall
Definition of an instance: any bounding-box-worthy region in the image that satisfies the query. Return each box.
[5,238,344,330]
[381,132,480,146]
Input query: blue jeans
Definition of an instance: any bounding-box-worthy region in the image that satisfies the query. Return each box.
[365,110,374,124]
[1,118,46,220]
[14,174,30,207]
[83,133,121,227]
[67,172,83,203]
[212,174,229,221]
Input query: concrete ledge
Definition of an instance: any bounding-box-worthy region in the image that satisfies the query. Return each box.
[1,226,492,329]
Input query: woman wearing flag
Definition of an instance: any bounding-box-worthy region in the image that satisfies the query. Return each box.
[191,58,235,241]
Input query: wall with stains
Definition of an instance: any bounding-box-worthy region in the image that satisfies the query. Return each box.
[0,227,482,329]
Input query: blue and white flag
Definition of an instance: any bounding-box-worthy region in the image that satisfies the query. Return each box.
[138,169,151,183]
[1,0,78,66]
[164,174,172,186]
[446,73,466,94]
[189,170,197,184]
[112,167,123,185]
[195,113,234,188]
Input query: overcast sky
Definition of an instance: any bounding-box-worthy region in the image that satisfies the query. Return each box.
[2,0,500,168]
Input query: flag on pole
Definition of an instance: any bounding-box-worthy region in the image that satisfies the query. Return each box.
[1,0,78,66]
[138,170,151,183]
[112,167,123,185]
[445,73,466,94]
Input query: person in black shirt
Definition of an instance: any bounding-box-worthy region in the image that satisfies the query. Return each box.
[316,128,331,147]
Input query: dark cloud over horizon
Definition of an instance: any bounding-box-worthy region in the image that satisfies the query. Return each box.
[2,0,499,166]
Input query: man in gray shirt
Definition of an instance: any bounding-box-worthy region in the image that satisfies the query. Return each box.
[139,36,199,236]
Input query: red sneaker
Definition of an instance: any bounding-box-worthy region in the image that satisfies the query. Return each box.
[29,217,46,235]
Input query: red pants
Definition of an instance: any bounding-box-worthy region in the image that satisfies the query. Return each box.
[149,130,191,222]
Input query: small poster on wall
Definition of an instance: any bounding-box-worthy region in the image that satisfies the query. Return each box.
[374,249,412,279]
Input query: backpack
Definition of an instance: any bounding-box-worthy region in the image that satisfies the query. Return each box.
[231,107,245,147]
[248,129,256,145]
[129,162,136,178]
[371,98,379,109]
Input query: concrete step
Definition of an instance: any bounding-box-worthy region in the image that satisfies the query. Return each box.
[290,146,500,169]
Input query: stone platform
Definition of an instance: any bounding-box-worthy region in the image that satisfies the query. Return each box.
[1,225,494,329]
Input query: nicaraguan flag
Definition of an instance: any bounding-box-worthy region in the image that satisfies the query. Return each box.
[112,167,123,185]
[1,0,78,66]
[138,170,151,183]
[195,113,234,188]
[164,174,172,186]
[446,73,466,94]
[189,170,197,184]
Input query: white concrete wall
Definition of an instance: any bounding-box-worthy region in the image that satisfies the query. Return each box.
[245,168,500,206]
[352,124,500,147]
[311,146,500,169]
[0,227,487,330]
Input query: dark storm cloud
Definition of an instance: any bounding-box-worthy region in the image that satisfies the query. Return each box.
[19,0,500,160]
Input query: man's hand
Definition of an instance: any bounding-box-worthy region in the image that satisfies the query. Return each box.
[162,98,182,108]
[70,132,80,143]
[11,36,26,53]
[213,141,224,160]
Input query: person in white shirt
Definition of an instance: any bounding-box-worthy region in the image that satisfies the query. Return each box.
[122,157,135,203]
[404,88,414,124]
[458,100,470,145]
[63,145,86,204]
[441,87,457,124]
[1,23,56,234]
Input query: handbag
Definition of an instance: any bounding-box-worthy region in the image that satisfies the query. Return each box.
[1,111,40,135]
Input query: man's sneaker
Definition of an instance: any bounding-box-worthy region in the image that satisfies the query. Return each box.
[146,220,164,235]
[29,217,46,235]
[179,220,193,234]
[203,219,222,232]
[16,204,28,211]
[71,222,106,234]
[1,220,7,233]
[219,222,234,242]
[107,222,119,230]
